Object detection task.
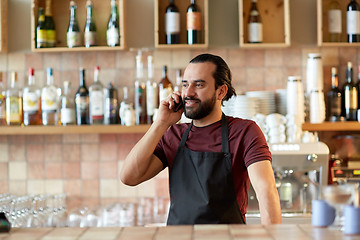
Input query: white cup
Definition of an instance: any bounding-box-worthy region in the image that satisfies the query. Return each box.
[265,113,287,127]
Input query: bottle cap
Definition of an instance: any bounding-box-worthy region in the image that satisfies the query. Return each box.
[28,68,34,76]
[348,61,353,68]
[47,67,53,76]
[331,67,337,75]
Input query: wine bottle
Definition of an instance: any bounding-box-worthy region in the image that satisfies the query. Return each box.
[41,68,58,126]
[327,67,342,122]
[357,65,360,112]
[84,0,97,48]
[247,0,263,43]
[174,69,182,92]
[342,62,358,120]
[0,72,5,126]
[23,68,42,126]
[107,0,120,47]
[45,0,56,47]
[187,0,201,44]
[347,0,360,43]
[328,0,342,42]
[75,68,89,125]
[104,82,119,125]
[165,0,180,44]
[6,72,23,126]
[89,66,104,124]
[36,7,47,48]
[67,1,81,48]
[134,53,147,125]
[146,55,157,124]
[60,81,76,125]
[159,65,173,103]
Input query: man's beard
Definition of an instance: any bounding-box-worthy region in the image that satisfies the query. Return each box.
[184,93,217,120]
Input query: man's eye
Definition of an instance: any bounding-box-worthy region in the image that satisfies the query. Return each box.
[196,84,203,87]
[182,83,188,88]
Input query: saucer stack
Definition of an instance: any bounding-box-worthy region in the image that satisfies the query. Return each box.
[245,91,276,115]
[222,95,258,119]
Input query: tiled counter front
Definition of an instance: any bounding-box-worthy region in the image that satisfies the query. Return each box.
[0,224,359,240]
[0,133,169,210]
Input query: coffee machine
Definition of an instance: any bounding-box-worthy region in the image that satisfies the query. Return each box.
[247,142,329,215]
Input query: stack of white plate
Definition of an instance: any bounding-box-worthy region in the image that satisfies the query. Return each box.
[222,95,258,119]
[275,89,287,116]
[245,91,276,115]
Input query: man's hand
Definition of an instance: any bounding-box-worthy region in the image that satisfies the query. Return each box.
[155,91,184,127]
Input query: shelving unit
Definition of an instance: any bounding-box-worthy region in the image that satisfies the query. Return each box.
[31,0,126,53]
[317,0,359,46]
[239,0,290,48]
[0,125,150,135]
[0,0,7,53]
[302,121,360,132]
[154,0,208,49]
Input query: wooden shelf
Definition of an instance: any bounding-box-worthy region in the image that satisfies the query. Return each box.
[239,0,290,48]
[0,124,150,135]
[0,0,7,53]
[154,0,209,48]
[31,0,126,52]
[302,121,360,132]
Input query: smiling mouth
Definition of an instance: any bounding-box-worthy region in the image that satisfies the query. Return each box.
[185,99,200,107]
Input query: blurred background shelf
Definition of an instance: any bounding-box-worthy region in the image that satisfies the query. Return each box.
[302,121,360,131]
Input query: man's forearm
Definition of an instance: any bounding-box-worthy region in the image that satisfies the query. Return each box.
[258,186,282,224]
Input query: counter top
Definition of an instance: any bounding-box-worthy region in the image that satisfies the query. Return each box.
[1,224,359,240]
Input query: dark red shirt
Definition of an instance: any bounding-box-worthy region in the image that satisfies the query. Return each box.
[154,116,272,216]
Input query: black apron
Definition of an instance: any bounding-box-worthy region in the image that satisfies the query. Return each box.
[167,114,245,225]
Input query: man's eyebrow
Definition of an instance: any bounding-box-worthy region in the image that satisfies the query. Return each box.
[181,79,206,83]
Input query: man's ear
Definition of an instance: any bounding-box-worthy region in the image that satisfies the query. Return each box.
[216,84,228,101]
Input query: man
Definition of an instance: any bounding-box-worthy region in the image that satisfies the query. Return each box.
[120,53,281,225]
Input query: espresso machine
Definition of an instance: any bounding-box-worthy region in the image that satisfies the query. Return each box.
[246,142,329,223]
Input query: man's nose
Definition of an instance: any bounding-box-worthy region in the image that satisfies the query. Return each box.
[184,84,196,97]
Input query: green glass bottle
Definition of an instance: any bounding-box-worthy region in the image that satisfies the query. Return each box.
[84,0,97,47]
[107,0,120,47]
[67,0,81,48]
[36,7,47,48]
[45,0,56,47]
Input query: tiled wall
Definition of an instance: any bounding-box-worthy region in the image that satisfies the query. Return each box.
[0,46,359,210]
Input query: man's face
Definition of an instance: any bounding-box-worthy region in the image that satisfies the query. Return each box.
[181,62,218,120]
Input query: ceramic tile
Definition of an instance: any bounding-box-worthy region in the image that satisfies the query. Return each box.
[100,143,118,161]
[9,181,26,195]
[245,49,265,67]
[63,144,81,162]
[100,179,119,198]
[231,67,247,95]
[116,51,136,69]
[80,52,97,69]
[99,68,119,87]
[0,136,7,144]
[284,67,302,79]
[321,47,339,66]
[0,181,8,193]
[26,53,43,71]
[26,144,45,163]
[8,135,25,144]
[45,135,62,143]
[8,53,26,72]
[63,134,81,143]
[44,180,64,194]
[45,144,63,162]
[116,69,134,87]
[66,196,83,211]
[9,162,27,180]
[82,197,100,209]
[61,52,80,71]
[228,49,246,68]
[63,162,81,179]
[100,162,118,179]
[265,67,285,90]
[99,134,117,143]
[246,68,265,91]
[28,162,45,180]
[301,48,321,67]
[339,47,357,66]
[45,162,63,179]
[80,134,99,143]
[82,180,99,198]
[98,51,116,69]
[265,49,284,67]
[0,163,8,180]
[27,180,45,195]
[283,48,302,68]
[207,49,229,62]
[154,50,172,69]
[81,162,99,179]
[60,70,78,89]
[80,143,99,162]
[44,53,61,70]
[117,143,134,161]
[9,143,26,162]
[0,54,7,71]
[155,178,170,197]
[0,144,9,162]
[26,135,45,144]
[64,180,82,197]
[34,69,45,87]
[172,50,192,69]
[137,179,156,197]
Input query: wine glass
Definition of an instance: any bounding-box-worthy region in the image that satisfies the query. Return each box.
[322,184,355,230]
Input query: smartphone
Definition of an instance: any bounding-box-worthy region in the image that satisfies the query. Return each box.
[173,96,184,112]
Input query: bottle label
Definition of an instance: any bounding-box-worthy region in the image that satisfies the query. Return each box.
[248,22,263,42]
[146,83,157,116]
[159,88,171,103]
[61,108,75,124]
[330,97,341,116]
[23,92,40,112]
[345,88,358,109]
[6,97,21,122]
[328,9,341,34]
[47,29,56,47]
[187,12,201,30]
[90,91,104,117]
[85,31,97,46]
[0,93,5,119]
[347,11,360,34]
[75,96,89,116]
[107,27,120,46]
[37,29,47,47]
[166,12,180,34]
[104,98,118,120]
[41,87,58,111]
[67,31,81,48]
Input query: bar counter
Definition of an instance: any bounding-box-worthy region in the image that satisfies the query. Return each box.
[1,224,360,240]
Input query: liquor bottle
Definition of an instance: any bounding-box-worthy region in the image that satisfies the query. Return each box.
[187,0,201,44]
[67,0,81,48]
[328,0,342,42]
[134,53,147,125]
[75,68,89,125]
[23,68,42,126]
[6,72,23,126]
[60,81,76,125]
[357,65,360,111]
[347,0,360,43]
[146,55,158,124]
[159,65,173,103]
[342,62,358,120]
[174,69,182,92]
[165,0,180,44]
[45,0,56,47]
[84,0,97,48]
[107,0,120,47]
[89,66,104,124]
[327,67,342,121]
[104,82,119,125]
[36,7,47,48]
[41,68,58,125]
[247,0,263,43]
[0,72,5,125]
[119,86,135,126]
